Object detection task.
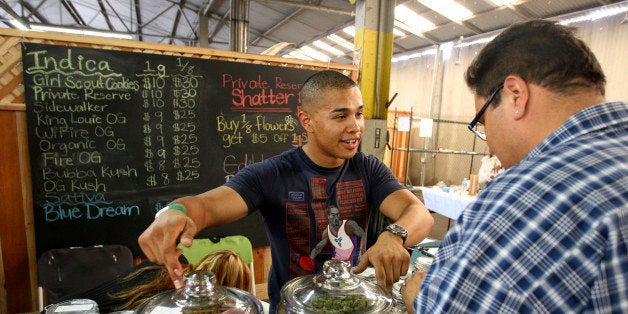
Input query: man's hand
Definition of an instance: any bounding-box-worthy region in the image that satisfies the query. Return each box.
[400,271,426,314]
[352,231,410,291]
[138,210,198,288]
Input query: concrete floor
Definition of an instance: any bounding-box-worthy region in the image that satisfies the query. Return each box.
[427,212,452,240]
[413,187,454,241]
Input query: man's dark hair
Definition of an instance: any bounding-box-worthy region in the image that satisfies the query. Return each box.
[465,19,606,103]
[300,70,357,110]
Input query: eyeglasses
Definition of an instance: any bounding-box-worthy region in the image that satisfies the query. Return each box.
[467,84,503,141]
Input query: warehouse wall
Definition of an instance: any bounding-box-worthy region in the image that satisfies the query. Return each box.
[389,14,628,187]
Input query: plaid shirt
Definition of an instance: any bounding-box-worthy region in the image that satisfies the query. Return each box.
[415,102,628,313]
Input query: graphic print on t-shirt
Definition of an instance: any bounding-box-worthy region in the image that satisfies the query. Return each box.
[286,201,311,277]
[286,177,368,277]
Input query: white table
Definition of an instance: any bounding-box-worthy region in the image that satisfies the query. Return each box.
[419,187,476,220]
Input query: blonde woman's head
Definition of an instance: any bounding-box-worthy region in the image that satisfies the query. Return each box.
[112,250,252,310]
[195,250,252,292]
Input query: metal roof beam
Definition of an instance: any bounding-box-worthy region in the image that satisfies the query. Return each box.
[60,0,86,26]
[202,0,220,16]
[101,0,132,33]
[134,0,143,41]
[503,2,536,20]
[0,1,19,20]
[97,0,114,30]
[0,0,45,25]
[251,0,324,47]
[476,0,535,20]
[169,0,187,45]
[168,0,198,44]
[251,8,302,45]
[254,0,354,16]
[293,18,353,50]
[141,3,176,28]
[177,0,198,37]
[21,1,48,23]
[208,9,230,44]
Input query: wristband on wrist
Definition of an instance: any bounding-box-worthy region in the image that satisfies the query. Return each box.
[154,204,188,219]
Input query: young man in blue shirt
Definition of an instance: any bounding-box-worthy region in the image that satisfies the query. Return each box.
[139,70,434,312]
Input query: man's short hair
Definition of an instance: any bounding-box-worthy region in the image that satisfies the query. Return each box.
[465,19,606,101]
[300,70,357,110]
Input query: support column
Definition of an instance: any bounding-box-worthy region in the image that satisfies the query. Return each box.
[354,0,395,119]
[354,1,397,243]
[230,0,249,52]
[198,11,209,48]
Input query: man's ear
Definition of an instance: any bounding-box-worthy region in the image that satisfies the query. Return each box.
[298,110,314,133]
[503,75,529,120]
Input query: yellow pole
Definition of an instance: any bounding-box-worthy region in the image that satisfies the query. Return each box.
[353,0,395,119]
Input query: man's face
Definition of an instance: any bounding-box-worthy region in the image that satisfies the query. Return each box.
[302,86,364,168]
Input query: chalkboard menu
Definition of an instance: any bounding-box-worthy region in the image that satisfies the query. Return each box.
[22,42,318,257]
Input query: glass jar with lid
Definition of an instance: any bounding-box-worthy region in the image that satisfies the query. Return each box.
[45,299,99,313]
[277,259,395,313]
[134,270,263,313]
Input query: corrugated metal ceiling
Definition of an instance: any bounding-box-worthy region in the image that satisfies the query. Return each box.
[0,0,626,64]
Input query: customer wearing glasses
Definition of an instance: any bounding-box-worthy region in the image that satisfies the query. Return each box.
[401,20,627,313]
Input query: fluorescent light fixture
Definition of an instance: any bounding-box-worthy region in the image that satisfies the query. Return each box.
[327,34,354,50]
[313,40,345,56]
[299,46,331,62]
[559,5,628,25]
[418,0,473,22]
[31,24,83,35]
[283,50,314,61]
[392,51,422,63]
[394,20,431,37]
[395,5,436,33]
[10,19,29,30]
[393,28,406,37]
[343,26,356,37]
[490,0,518,6]
[392,48,437,63]
[454,36,495,48]
[30,24,132,39]
[262,42,293,55]
[83,29,133,40]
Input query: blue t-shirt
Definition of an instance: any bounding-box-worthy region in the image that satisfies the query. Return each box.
[226,147,404,310]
